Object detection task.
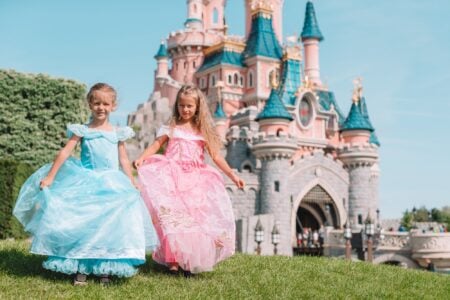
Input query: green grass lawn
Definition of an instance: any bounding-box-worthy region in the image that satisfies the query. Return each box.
[0,240,448,299]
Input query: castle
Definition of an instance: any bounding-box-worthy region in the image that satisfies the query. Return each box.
[128,0,382,257]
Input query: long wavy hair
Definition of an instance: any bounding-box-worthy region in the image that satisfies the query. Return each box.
[169,84,222,157]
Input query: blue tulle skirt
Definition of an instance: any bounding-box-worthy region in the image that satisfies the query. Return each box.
[13,158,159,277]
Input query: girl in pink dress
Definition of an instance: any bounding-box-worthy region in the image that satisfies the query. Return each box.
[134,84,244,275]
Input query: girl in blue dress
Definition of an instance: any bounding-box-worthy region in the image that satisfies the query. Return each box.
[13,83,158,285]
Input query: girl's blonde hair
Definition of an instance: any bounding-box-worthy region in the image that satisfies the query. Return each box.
[170,84,222,156]
[87,83,117,105]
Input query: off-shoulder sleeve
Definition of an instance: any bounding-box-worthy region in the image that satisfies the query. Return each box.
[156,125,170,138]
[67,124,88,138]
[117,126,135,141]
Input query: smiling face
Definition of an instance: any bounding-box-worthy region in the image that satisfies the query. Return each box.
[177,94,198,122]
[88,90,116,121]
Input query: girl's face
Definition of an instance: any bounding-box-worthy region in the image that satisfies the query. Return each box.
[89,91,116,121]
[177,94,197,122]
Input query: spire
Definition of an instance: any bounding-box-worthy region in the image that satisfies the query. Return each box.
[214,101,226,119]
[242,3,283,60]
[154,42,168,59]
[256,89,293,121]
[301,1,324,41]
[341,99,374,132]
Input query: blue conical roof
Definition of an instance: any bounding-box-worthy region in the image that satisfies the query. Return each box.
[256,89,293,121]
[214,102,226,119]
[242,12,283,60]
[341,99,374,132]
[154,43,168,59]
[278,59,302,106]
[301,1,324,41]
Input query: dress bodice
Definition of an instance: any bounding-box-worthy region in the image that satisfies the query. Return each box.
[67,124,134,170]
[157,126,206,166]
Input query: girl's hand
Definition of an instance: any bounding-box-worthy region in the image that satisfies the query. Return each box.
[231,174,245,189]
[133,157,145,169]
[40,176,54,189]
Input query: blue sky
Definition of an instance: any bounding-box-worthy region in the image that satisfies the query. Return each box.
[1,0,449,218]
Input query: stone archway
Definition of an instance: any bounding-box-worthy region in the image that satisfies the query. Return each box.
[291,180,347,248]
[373,253,420,269]
[295,185,340,232]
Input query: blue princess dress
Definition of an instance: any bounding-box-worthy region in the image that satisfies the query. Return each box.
[13,124,159,277]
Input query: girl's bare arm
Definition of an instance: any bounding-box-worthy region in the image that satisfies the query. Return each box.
[40,135,80,188]
[118,142,136,185]
[133,135,168,168]
[209,147,245,189]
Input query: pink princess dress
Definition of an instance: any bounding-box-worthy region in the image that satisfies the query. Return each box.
[138,125,235,273]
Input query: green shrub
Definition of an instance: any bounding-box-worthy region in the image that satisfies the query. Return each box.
[0,159,34,239]
[0,69,89,168]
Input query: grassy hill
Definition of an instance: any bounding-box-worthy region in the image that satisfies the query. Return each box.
[0,240,448,299]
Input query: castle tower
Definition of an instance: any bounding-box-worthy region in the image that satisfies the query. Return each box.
[203,0,226,33]
[242,1,283,108]
[337,86,379,229]
[301,1,324,86]
[252,88,296,256]
[154,42,169,89]
[186,0,204,30]
[245,0,284,43]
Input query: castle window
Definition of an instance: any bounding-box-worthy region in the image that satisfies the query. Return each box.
[184,61,187,69]
[358,214,363,225]
[211,74,216,87]
[193,61,196,68]
[276,129,284,137]
[240,76,244,87]
[228,74,232,85]
[274,181,280,192]
[234,73,238,85]
[248,72,254,87]
[213,8,219,24]
[193,4,197,14]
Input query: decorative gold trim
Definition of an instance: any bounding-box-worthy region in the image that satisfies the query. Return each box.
[204,39,246,56]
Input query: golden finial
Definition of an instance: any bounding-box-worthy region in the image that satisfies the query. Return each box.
[352,77,363,103]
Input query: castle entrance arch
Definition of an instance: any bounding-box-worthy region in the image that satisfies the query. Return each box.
[294,185,341,255]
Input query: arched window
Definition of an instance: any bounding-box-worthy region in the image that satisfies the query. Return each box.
[276,129,284,137]
[184,61,187,69]
[240,76,244,87]
[213,8,219,24]
[211,74,216,87]
[248,72,254,87]
[228,74,232,85]
[234,73,238,85]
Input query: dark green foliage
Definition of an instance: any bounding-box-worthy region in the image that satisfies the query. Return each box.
[402,206,450,231]
[0,159,34,239]
[0,69,89,168]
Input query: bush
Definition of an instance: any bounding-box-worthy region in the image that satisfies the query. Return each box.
[0,69,89,168]
[0,159,34,239]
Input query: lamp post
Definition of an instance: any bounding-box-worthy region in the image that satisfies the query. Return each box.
[254,218,264,255]
[365,216,376,263]
[376,208,380,229]
[344,223,352,260]
[271,223,280,255]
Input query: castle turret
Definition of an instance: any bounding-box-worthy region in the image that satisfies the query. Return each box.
[186,0,204,30]
[154,42,169,87]
[252,131,297,256]
[338,84,379,229]
[301,1,323,86]
[251,86,296,255]
[242,2,283,107]
[255,88,293,134]
[245,0,284,43]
